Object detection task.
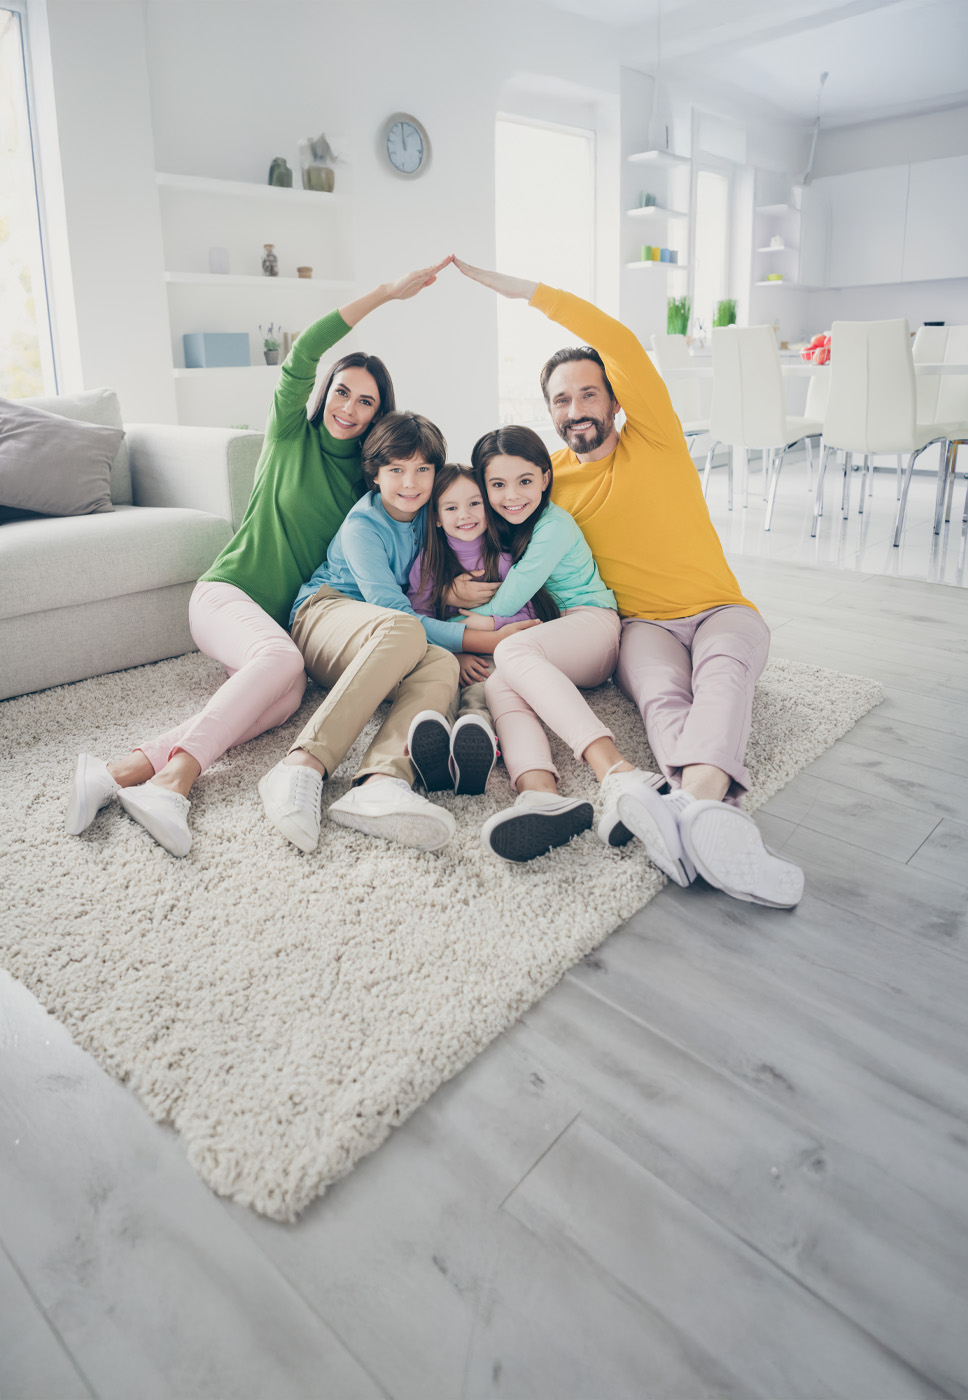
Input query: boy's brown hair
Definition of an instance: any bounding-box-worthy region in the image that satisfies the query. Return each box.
[361,410,447,490]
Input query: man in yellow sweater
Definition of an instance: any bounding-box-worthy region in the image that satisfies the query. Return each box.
[454,256,803,909]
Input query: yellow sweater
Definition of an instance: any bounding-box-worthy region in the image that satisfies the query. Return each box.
[532,284,756,620]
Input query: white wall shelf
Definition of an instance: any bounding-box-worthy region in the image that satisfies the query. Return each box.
[755,245,794,254]
[755,202,792,215]
[164,271,353,289]
[625,205,689,220]
[755,279,794,286]
[626,260,688,271]
[628,149,691,168]
[156,171,348,208]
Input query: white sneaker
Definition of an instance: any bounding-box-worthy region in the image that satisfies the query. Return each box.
[407,710,453,792]
[679,800,805,908]
[482,790,594,863]
[597,766,665,848]
[328,776,455,851]
[65,753,120,835]
[258,760,324,853]
[616,785,697,886]
[118,782,192,858]
[450,715,497,796]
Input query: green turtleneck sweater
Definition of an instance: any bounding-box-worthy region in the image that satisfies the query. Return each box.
[199,309,366,628]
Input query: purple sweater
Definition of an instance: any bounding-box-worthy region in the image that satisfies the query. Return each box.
[407,533,537,632]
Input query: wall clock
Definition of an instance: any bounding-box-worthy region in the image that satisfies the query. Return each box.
[382,112,431,178]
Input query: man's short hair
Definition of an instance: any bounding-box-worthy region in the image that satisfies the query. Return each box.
[539,346,616,406]
[361,410,447,489]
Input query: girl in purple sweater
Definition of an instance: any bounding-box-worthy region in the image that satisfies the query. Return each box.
[406,463,548,795]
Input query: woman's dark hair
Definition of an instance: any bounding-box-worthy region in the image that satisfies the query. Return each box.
[308,351,395,434]
[470,425,560,624]
[361,410,447,490]
[415,465,503,621]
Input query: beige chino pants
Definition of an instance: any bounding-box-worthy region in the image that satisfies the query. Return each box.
[289,584,460,785]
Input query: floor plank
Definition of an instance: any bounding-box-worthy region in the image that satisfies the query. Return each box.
[0,1242,93,1400]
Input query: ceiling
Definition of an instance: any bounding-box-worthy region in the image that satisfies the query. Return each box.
[539,0,968,126]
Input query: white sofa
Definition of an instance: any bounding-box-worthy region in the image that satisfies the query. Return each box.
[0,390,263,701]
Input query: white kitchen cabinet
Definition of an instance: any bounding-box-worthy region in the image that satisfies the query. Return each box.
[902,154,968,282]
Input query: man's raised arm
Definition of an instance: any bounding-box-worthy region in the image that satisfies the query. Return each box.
[452,256,683,450]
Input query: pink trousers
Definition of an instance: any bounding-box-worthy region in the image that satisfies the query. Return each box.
[616,604,770,804]
[485,606,621,790]
[136,581,306,774]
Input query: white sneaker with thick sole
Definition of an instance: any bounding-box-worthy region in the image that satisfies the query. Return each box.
[616,785,696,886]
[597,766,666,848]
[258,761,324,853]
[678,800,804,908]
[407,711,453,792]
[482,790,594,863]
[328,777,455,851]
[65,753,120,835]
[450,714,497,796]
[118,782,192,857]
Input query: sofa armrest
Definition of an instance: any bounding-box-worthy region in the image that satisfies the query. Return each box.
[126,424,264,531]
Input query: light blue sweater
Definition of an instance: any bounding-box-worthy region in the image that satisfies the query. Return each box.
[474,502,616,617]
[288,492,467,651]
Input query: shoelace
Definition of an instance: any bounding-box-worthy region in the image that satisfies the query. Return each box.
[289,766,321,810]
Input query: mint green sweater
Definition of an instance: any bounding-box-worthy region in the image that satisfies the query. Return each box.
[473,502,616,617]
[199,310,366,628]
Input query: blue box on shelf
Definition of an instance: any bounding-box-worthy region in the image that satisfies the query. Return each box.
[183,332,250,369]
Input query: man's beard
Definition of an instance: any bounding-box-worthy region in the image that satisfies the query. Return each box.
[556,411,613,453]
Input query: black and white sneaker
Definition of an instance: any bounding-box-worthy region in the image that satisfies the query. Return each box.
[450,714,497,796]
[482,791,594,863]
[407,710,453,791]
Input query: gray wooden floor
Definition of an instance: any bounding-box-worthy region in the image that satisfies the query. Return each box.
[2,473,968,1398]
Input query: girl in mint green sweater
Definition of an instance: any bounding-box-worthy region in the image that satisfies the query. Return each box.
[64,260,451,857]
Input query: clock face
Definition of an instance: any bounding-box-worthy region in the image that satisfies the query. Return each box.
[384,114,429,176]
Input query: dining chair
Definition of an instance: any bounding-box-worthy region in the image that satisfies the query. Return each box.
[704,325,823,530]
[650,334,710,447]
[811,319,961,546]
[912,325,968,533]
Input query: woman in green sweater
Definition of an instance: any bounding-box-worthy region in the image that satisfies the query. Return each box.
[64,259,450,856]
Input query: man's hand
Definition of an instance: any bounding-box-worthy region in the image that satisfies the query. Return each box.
[458,654,491,687]
[452,256,538,302]
[446,572,500,608]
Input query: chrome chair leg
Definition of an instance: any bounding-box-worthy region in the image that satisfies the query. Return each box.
[702,441,720,498]
[867,453,875,497]
[896,453,903,499]
[841,451,852,518]
[944,442,961,524]
[805,435,815,489]
[894,444,933,546]
[811,444,833,537]
[764,447,789,531]
[858,454,869,514]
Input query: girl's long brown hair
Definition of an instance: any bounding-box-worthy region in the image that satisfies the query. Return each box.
[416,465,503,620]
[470,425,560,624]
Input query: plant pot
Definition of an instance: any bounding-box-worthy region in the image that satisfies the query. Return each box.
[264,350,280,365]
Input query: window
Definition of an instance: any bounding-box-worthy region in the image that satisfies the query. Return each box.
[495,116,595,425]
[0,3,55,397]
[691,168,730,340]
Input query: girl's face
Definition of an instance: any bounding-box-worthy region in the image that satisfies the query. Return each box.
[323,366,380,440]
[436,474,487,542]
[483,454,550,527]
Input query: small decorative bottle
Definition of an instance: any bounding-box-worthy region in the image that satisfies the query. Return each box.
[262,244,279,277]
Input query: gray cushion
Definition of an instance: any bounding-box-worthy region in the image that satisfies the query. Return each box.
[22,387,132,504]
[0,397,123,518]
[0,504,232,621]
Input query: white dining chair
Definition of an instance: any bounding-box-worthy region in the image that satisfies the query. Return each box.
[811,319,961,546]
[650,334,710,447]
[912,325,968,533]
[704,325,823,530]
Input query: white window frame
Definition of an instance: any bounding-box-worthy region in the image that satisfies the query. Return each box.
[688,154,735,337]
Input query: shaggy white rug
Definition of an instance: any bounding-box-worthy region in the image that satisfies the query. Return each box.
[0,653,881,1219]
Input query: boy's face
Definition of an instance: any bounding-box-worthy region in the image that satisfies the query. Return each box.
[374,454,435,521]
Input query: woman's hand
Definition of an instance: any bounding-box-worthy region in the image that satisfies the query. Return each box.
[383,256,453,302]
[459,611,496,631]
[445,573,501,608]
[452,256,538,301]
[458,654,491,687]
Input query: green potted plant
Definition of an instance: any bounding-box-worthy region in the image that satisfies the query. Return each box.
[260,322,281,365]
[667,295,690,336]
[713,298,737,327]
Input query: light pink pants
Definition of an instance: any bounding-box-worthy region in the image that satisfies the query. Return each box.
[136,581,306,774]
[485,606,621,790]
[616,604,770,805]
